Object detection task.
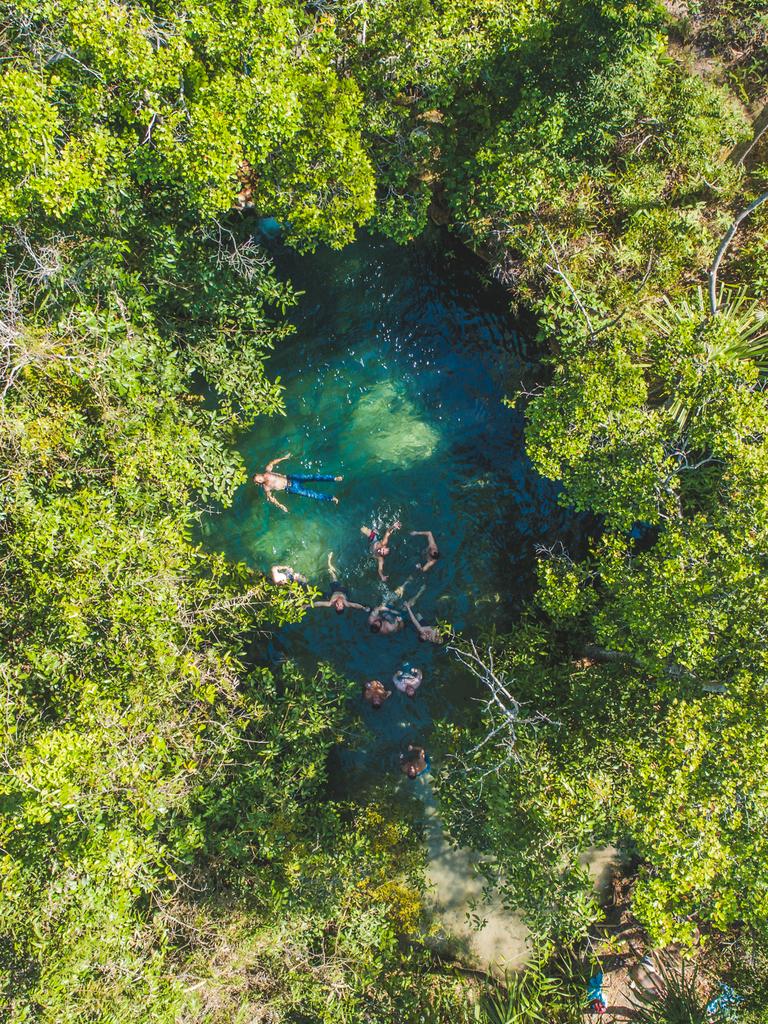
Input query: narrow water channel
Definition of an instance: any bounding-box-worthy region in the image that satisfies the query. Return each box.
[201,227,581,968]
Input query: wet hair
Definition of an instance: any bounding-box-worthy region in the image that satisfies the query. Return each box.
[406,763,417,778]
[429,547,439,559]
[333,597,345,614]
[372,696,383,709]
[253,473,265,484]
[370,619,383,633]
[379,545,390,557]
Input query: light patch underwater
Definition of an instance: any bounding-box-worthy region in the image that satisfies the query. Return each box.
[350,379,440,468]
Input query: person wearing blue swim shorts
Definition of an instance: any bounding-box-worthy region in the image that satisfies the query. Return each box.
[253,452,342,512]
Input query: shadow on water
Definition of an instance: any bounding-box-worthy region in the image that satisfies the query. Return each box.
[202,226,585,968]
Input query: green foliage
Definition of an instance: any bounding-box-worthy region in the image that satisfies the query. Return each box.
[439,267,768,942]
[693,0,768,101]
[0,0,376,246]
[633,962,726,1024]
[439,378,768,943]
[479,959,583,1024]
[535,559,597,623]
[437,621,627,943]
[2,0,768,1016]
[722,929,768,1024]
[525,344,672,530]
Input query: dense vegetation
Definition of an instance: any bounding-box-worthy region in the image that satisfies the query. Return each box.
[2,0,768,1020]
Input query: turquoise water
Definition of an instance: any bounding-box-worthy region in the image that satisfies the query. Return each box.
[202,229,575,778]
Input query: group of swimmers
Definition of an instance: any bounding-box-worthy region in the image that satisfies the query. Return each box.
[255,454,442,778]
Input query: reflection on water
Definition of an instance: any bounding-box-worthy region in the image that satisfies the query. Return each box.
[202,228,580,968]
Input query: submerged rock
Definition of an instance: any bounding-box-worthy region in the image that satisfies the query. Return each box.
[351,380,439,466]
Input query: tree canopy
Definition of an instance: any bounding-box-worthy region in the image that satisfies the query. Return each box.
[2,0,768,1020]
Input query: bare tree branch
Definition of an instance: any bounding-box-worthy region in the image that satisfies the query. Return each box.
[448,637,559,775]
[203,220,269,282]
[536,216,594,337]
[709,192,768,315]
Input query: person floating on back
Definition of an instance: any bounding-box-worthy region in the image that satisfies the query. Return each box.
[400,744,430,779]
[270,565,308,586]
[369,581,422,637]
[393,663,423,698]
[360,519,401,581]
[253,453,342,513]
[411,529,440,573]
[312,552,370,615]
[362,679,391,709]
[368,602,406,636]
[404,595,443,645]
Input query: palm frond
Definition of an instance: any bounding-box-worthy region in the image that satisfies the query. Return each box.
[632,961,729,1024]
[479,960,580,1024]
[647,285,768,371]
[645,285,768,430]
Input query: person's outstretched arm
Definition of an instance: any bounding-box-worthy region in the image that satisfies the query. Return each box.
[410,530,436,546]
[311,599,333,608]
[345,600,371,612]
[327,551,339,582]
[404,602,423,633]
[412,530,438,571]
[376,555,388,581]
[265,489,289,513]
[381,520,401,546]
[266,452,291,472]
[419,551,438,573]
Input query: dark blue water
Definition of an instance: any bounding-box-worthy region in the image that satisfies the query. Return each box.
[202,229,576,778]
